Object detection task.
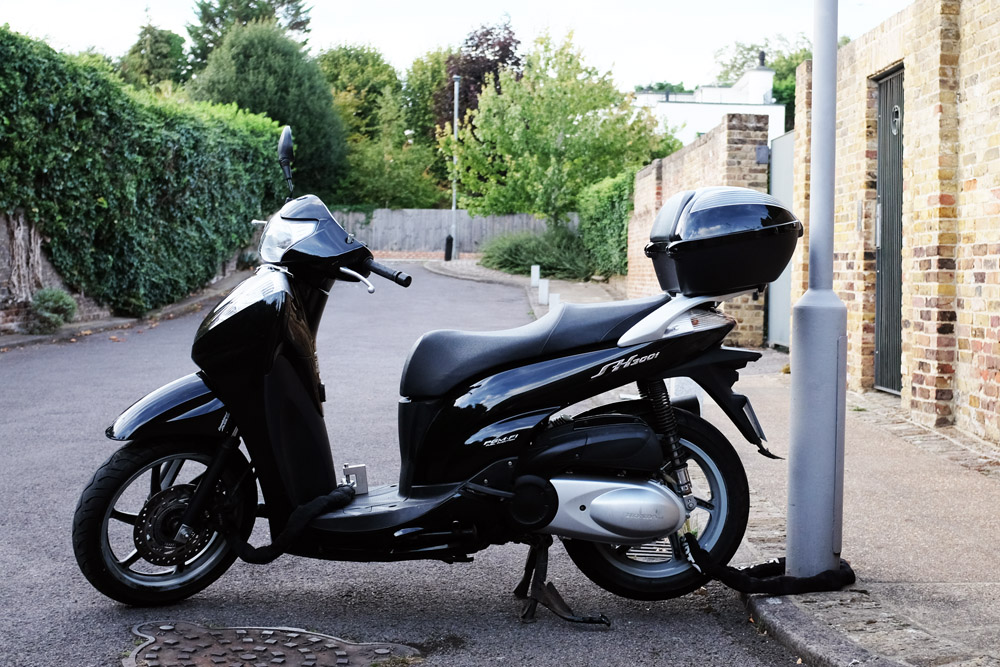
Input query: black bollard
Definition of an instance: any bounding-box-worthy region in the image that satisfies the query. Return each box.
[444,235,454,261]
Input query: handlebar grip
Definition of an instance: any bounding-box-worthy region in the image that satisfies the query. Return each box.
[364,258,412,288]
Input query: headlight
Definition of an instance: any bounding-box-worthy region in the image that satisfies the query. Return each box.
[259,217,318,263]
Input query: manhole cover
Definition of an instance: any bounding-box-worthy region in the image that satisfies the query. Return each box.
[123,621,420,667]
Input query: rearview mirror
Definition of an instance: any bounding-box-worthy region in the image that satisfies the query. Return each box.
[278,126,294,194]
[278,126,294,165]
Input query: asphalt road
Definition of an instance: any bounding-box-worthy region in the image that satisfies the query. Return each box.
[0,264,800,666]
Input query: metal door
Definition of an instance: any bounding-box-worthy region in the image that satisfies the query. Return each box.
[875,69,904,393]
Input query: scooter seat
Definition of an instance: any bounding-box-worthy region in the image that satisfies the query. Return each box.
[400,293,671,398]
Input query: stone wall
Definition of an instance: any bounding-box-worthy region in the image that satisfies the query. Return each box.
[0,211,110,334]
[791,0,1000,444]
[626,114,771,347]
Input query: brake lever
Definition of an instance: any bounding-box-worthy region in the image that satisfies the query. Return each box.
[339,266,375,294]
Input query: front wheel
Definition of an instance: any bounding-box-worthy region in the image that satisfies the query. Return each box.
[72,439,257,605]
[563,412,749,600]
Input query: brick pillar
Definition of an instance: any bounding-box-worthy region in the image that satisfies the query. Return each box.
[719,114,770,347]
[791,59,813,306]
[902,0,960,426]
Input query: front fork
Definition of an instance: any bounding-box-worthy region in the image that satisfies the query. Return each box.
[174,429,241,544]
[637,379,693,496]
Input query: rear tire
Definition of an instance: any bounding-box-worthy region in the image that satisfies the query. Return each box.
[563,412,749,600]
[72,439,257,605]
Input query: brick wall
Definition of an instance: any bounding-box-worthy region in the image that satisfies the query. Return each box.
[790,59,813,307]
[791,0,1000,445]
[954,0,1000,441]
[626,114,771,346]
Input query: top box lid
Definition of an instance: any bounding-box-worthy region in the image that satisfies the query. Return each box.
[650,186,798,245]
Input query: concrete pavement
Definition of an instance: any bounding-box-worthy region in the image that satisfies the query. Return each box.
[428,258,1000,667]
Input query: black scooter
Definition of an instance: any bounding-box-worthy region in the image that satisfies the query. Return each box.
[73,126,802,623]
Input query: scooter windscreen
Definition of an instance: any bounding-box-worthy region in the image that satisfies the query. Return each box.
[259,194,368,266]
[260,214,317,263]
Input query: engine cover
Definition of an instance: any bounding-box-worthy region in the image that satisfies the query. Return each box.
[540,477,687,545]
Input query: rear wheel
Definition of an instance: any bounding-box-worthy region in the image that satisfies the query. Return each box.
[563,413,749,600]
[72,439,257,605]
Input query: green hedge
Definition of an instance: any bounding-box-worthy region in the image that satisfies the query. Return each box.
[0,28,283,315]
[577,168,636,277]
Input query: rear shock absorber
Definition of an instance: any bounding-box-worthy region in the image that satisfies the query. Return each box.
[638,379,692,495]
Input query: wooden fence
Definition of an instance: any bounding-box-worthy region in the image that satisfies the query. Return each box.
[333,209,575,253]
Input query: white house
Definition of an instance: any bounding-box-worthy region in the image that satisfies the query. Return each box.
[636,55,787,145]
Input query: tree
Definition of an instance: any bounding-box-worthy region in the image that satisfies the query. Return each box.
[187,0,310,72]
[189,21,347,199]
[339,85,445,208]
[433,20,521,134]
[316,45,401,140]
[404,47,455,145]
[635,81,691,94]
[119,24,187,87]
[442,34,659,226]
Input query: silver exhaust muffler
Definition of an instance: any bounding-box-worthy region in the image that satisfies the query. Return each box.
[540,477,687,544]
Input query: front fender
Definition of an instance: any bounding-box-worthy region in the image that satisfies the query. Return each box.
[107,372,229,441]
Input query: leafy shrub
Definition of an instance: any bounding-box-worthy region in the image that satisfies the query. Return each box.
[577,168,636,276]
[0,27,284,316]
[481,228,595,281]
[27,288,77,334]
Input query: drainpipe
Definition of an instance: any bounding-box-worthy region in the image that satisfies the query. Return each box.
[786,0,848,577]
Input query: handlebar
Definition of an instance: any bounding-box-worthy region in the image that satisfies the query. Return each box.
[363,257,412,288]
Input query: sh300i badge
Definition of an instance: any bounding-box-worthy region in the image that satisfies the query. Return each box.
[590,352,660,379]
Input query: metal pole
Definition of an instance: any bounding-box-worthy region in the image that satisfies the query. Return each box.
[449,74,461,261]
[786,0,847,577]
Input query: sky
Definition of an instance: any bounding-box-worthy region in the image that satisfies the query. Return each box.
[1,0,913,90]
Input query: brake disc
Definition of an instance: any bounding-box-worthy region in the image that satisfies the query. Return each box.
[133,484,213,566]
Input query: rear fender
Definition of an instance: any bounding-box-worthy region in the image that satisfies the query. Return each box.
[106,372,230,441]
[665,347,773,453]
[581,347,773,455]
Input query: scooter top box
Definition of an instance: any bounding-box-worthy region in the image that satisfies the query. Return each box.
[645,186,802,297]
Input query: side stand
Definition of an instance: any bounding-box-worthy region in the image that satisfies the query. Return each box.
[514,535,611,627]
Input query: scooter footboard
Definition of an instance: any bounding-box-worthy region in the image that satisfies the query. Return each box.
[106,372,228,441]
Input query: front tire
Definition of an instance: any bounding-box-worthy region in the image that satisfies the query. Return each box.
[563,412,749,600]
[72,439,257,605]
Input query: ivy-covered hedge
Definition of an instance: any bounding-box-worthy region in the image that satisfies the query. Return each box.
[0,28,283,315]
[577,168,637,277]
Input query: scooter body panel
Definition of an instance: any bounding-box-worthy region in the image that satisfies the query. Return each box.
[192,266,337,532]
[398,321,732,489]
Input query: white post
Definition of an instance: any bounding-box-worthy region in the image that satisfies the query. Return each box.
[549,293,561,308]
[530,265,541,287]
[538,279,550,306]
[786,0,847,577]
